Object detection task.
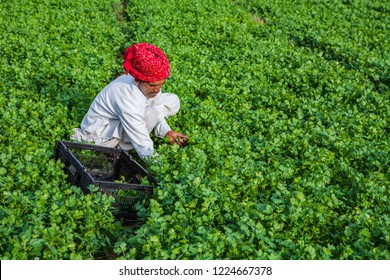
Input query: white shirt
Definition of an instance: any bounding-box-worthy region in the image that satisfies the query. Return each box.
[79,74,171,158]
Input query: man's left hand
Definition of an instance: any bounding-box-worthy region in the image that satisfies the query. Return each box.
[165,130,189,147]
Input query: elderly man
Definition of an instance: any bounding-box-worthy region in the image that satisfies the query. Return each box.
[71,42,188,159]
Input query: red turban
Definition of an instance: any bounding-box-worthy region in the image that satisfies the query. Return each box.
[123,43,170,82]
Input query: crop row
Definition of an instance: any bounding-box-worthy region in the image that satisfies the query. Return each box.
[119,0,389,259]
[0,0,125,259]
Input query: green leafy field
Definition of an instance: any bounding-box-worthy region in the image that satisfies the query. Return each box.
[1,0,389,259]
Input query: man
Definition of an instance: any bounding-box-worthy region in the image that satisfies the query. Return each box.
[71,42,188,159]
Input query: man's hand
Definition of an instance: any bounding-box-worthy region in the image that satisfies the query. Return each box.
[165,130,189,147]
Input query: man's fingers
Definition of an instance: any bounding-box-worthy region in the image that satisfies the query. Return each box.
[176,136,188,147]
[169,131,189,147]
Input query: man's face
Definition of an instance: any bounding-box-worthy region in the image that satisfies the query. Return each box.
[137,79,166,98]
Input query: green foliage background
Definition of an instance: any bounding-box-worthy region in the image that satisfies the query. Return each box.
[0,0,389,259]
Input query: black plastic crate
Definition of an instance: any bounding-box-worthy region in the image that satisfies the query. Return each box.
[54,140,158,221]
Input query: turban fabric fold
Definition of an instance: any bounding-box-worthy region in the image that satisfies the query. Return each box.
[123,43,170,82]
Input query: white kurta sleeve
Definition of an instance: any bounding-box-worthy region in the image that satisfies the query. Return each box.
[146,92,180,138]
[114,85,155,159]
[118,110,155,158]
[154,118,171,138]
